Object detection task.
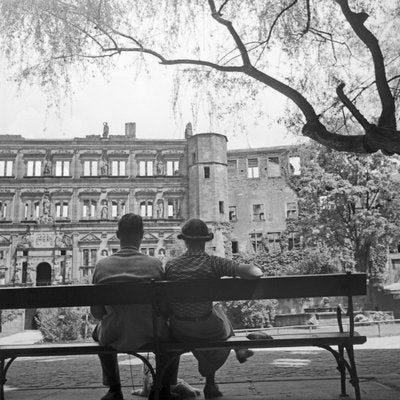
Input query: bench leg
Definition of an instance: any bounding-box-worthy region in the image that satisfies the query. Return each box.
[345,345,362,400]
[0,357,17,400]
[320,346,348,398]
[338,345,348,397]
[150,352,181,400]
[0,358,4,400]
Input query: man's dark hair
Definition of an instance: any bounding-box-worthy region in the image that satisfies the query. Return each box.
[117,213,143,242]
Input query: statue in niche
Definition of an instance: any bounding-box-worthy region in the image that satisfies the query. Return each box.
[42,192,51,216]
[43,153,52,176]
[55,234,63,248]
[184,122,193,138]
[20,228,32,247]
[103,122,109,138]
[156,201,164,219]
[62,234,72,247]
[100,154,109,175]
[101,200,109,220]
[156,151,164,175]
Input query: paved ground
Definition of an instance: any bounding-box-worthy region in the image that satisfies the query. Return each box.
[1,331,400,399]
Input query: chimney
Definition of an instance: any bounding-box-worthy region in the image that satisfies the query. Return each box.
[125,122,136,138]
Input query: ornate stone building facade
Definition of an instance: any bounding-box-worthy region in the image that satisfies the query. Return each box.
[0,123,298,287]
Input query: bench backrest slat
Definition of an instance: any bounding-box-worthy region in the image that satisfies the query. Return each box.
[0,273,366,310]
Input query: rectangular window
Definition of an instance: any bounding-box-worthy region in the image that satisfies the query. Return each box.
[228,159,237,172]
[55,161,70,177]
[288,233,301,250]
[139,160,153,176]
[27,160,42,177]
[55,201,69,218]
[166,160,180,176]
[111,160,126,176]
[231,241,239,254]
[247,159,259,178]
[34,201,40,219]
[0,201,7,219]
[229,206,237,221]
[82,249,97,267]
[0,160,13,176]
[267,232,281,252]
[83,199,97,218]
[91,249,97,266]
[140,200,153,217]
[121,201,126,216]
[289,156,301,175]
[253,204,265,221]
[167,201,174,218]
[286,202,298,218]
[204,166,210,178]
[219,201,224,214]
[111,201,118,218]
[250,232,263,252]
[267,157,280,177]
[24,203,29,219]
[83,249,89,266]
[83,160,98,176]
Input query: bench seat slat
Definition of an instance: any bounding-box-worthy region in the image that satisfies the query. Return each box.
[0,332,366,358]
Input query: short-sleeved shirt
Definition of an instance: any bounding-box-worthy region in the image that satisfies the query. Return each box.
[91,246,169,351]
[164,250,239,317]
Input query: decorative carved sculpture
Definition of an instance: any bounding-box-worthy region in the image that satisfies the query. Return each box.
[156,151,164,175]
[103,122,109,138]
[156,201,164,218]
[100,153,109,175]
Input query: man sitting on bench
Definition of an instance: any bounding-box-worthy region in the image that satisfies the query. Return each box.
[165,218,263,399]
[91,213,179,400]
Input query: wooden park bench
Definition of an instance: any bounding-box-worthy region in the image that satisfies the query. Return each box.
[0,272,367,400]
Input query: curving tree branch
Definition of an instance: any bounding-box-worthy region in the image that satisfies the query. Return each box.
[336,82,372,130]
[335,0,396,130]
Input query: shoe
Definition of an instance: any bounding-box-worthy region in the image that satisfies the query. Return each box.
[246,331,273,340]
[235,348,254,363]
[100,389,123,400]
[203,383,223,399]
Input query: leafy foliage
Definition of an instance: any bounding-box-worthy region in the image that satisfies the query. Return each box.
[290,144,400,275]
[1,1,400,153]
[36,307,95,342]
[224,246,339,328]
[0,309,19,325]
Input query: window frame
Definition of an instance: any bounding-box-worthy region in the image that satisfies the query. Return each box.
[247,158,259,178]
[0,160,13,177]
[267,156,281,177]
[166,160,180,176]
[83,160,98,176]
[26,160,42,177]
[55,160,71,177]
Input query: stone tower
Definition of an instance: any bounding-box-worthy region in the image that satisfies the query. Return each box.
[187,133,229,256]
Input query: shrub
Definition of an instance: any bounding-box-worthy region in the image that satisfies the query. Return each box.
[36,307,95,342]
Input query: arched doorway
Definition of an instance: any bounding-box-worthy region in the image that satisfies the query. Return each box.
[36,262,52,286]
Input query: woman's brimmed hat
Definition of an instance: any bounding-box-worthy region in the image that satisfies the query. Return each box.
[177,218,214,241]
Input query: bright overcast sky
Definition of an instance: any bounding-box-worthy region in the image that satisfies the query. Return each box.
[0,56,301,150]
